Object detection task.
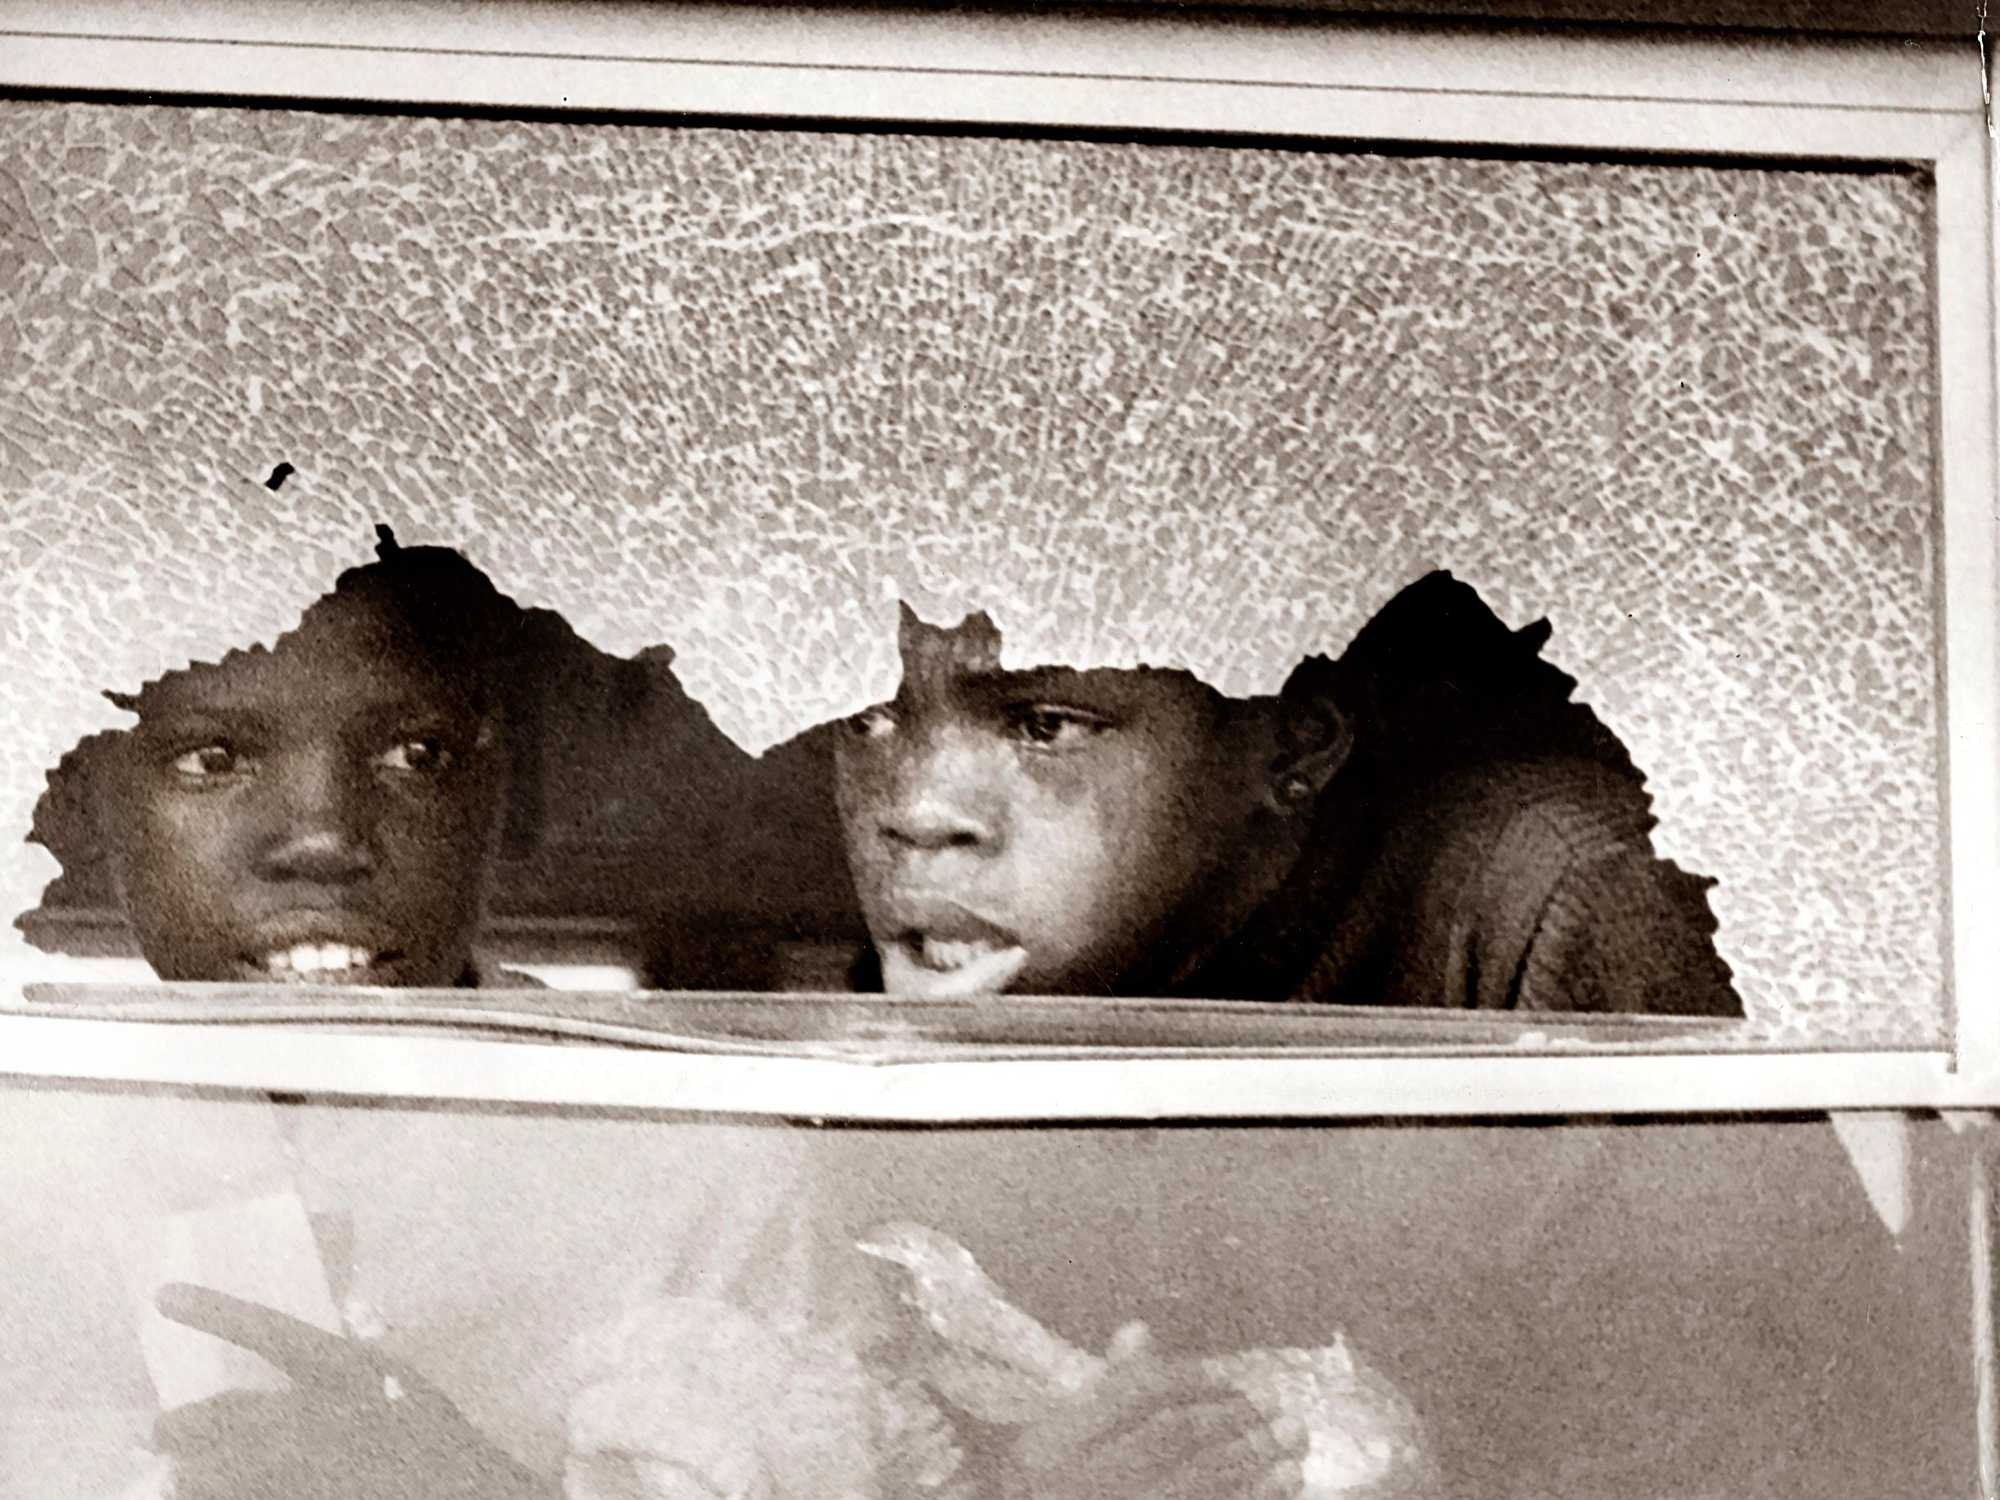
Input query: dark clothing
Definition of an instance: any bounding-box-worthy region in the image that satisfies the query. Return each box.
[1240,754,1740,1014]
[1178,571,1742,1015]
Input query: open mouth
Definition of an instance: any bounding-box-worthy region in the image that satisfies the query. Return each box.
[910,935,1011,973]
[249,942,404,983]
[880,932,1029,998]
[872,895,1029,998]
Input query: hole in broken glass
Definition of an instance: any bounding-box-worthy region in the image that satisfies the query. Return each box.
[19,528,1738,1023]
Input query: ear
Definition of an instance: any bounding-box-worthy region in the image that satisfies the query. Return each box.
[1263,662,1354,815]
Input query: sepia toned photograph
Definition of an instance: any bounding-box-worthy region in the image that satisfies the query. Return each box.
[22,531,1748,1015]
[1,0,1991,1112]
[0,5,1993,1500]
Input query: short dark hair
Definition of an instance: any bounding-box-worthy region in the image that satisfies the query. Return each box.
[97,526,530,717]
[1289,570,1637,785]
[324,525,530,709]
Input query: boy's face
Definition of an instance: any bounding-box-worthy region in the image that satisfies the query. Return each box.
[834,617,1274,998]
[99,589,506,986]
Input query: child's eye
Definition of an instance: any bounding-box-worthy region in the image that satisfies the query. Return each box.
[375,737,457,774]
[169,743,248,779]
[845,705,898,741]
[1005,704,1113,748]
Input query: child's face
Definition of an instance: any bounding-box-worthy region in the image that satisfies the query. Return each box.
[833,618,1273,998]
[99,590,506,986]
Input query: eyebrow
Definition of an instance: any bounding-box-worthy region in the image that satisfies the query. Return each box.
[938,667,1152,722]
[338,695,484,727]
[129,706,271,740]
[131,693,473,740]
[952,666,1092,696]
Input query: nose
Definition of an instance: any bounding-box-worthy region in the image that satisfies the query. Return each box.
[883,790,991,851]
[254,748,375,884]
[877,733,1002,854]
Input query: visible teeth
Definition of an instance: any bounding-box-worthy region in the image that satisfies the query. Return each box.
[920,937,997,972]
[883,941,1029,999]
[263,943,376,976]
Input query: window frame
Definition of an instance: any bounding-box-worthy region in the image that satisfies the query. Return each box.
[0,1,1991,1119]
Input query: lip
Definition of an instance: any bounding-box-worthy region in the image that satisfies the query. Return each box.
[228,953,409,986]
[235,910,409,985]
[869,894,1029,997]
[245,908,402,950]
[879,940,1029,999]
[876,894,1017,948]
